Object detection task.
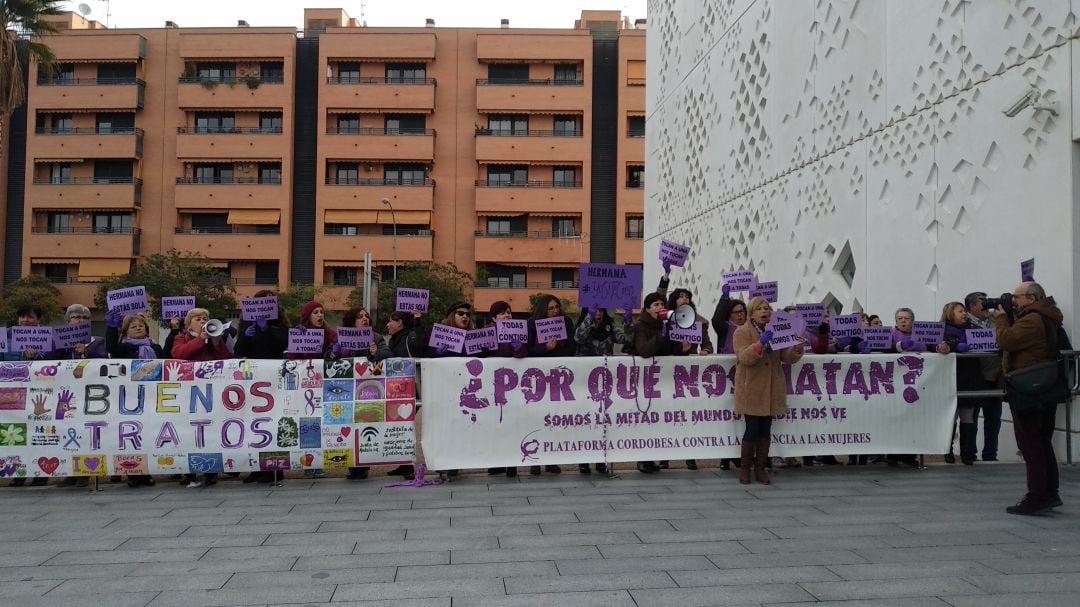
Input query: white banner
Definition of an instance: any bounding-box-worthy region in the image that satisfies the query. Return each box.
[420,354,957,469]
[0,358,416,480]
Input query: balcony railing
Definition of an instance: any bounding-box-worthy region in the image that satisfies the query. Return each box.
[474,180,582,189]
[32,227,139,235]
[477,281,579,289]
[325,230,434,237]
[175,177,282,185]
[178,76,285,85]
[176,126,282,134]
[174,226,281,235]
[33,177,142,185]
[475,129,582,137]
[324,177,434,186]
[627,129,645,138]
[326,76,437,85]
[474,230,581,239]
[626,181,644,189]
[476,78,584,86]
[34,127,143,135]
[625,229,644,240]
[231,277,278,286]
[326,127,435,136]
[37,77,144,86]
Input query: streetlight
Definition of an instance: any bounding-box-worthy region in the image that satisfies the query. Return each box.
[381,197,397,283]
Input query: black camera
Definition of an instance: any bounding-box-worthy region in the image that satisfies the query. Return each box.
[981,292,1013,316]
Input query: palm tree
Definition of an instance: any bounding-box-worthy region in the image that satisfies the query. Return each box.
[0,0,63,118]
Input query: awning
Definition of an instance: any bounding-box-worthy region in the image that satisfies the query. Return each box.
[227,209,280,225]
[389,210,430,225]
[178,158,279,164]
[479,159,583,166]
[328,57,436,63]
[34,158,84,163]
[519,262,580,268]
[324,260,363,268]
[627,60,646,81]
[62,58,139,64]
[477,211,526,217]
[326,107,431,114]
[530,212,582,217]
[325,210,381,223]
[205,261,229,268]
[31,258,79,264]
[78,258,130,278]
[627,110,645,117]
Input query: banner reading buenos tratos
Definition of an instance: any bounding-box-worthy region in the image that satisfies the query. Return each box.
[420,354,957,469]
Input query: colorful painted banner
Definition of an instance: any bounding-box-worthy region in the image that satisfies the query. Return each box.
[534,317,568,343]
[52,322,92,349]
[965,328,998,353]
[241,296,279,322]
[395,288,429,313]
[161,296,196,321]
[0,358,416,479]
[421,354,957,468]
[578,263,644,311]
[106,286,148,315]
[0,327,7,353]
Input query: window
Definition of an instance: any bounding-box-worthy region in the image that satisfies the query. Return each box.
[552,268,575,288]
[386,63,426,83]
[379,266,396,282]
[94,160,133,183]
[627,60,645,86]
[385,114,426,134]
[487,115,528,135]
[335,114,359,134]
[332,267,358,286]
[384,164,426,185]
[260,62,284,83]
[191,213,229,233]
[553,167,577,188]
[334,163,359,184]
[93,213,132,233]
[194,163,233,184]
[337,62,360,82]
[626,216,644,239]
[49,163,71,184]
[551,217,576,237]
[97,63,136,83]
[627,165,645,188]
[43,265,68,283]
[628,116,645,137]
[486,216,525,235]
[487,165,528,187]
[197,63,236,81]
[47,212,71,233]
[194,112,235,133]
[325,224,358,235]
[258,163,282,184]
[259,112,282,132]
[53,64,75,82]
[96,113,134,134]
[484,264,526,288]
[554,64,581,84]
[487,64,528,82]
[553,115,579,136]
[40,113,72,132]
[255,262,278,285]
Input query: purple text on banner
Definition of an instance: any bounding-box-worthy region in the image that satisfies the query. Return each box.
[287,328,324,354]
[0,326,7,353]
[668,321,703,344]
[106,286,148,315]
[429,323,466,353]
[658,240,691,268]
[795,303,826,329]
[495,319,529,344]
[722,270,756,291]
[396,288,430,313]
[161,296,196,320]
[1021,258,1035,282]
[534,317,568,344]
[862,326,894,351]
[11,327,53,353]
[52,322,92,349]
[336,327,373,351]
[464,327,498,355]
[241,296,279,322]
[965,328,998,353]
[912,321,945,346]
[749,281,778,303]
[766,310,801,351]
[830,314,863,339]
[578,263,644,311]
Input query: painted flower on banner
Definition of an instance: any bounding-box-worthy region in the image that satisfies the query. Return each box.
[0,423,27,446]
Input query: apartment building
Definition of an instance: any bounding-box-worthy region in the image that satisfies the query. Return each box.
[5,8,646,312]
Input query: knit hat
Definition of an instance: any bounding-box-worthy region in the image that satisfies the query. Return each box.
[643,292,665,310]
[445,301,472,316]
[300,301,324,326]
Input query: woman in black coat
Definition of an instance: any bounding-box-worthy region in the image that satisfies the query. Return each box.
[527,294,575,474]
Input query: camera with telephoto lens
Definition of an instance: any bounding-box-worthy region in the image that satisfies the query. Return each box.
[981,292,1013,316]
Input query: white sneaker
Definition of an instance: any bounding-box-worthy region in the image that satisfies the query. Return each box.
[186,481,202,488]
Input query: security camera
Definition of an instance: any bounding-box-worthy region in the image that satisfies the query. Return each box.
[1002,86,1058,117]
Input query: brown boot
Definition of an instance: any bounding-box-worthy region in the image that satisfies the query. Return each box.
[754,439,771,485]
[738,440,754,484]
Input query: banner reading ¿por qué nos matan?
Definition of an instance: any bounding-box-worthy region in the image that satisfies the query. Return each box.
[420,354,957,469]
[0,357,416,480]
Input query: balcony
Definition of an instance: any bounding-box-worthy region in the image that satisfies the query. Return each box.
[475,130,586,164]
[476,79,586,113]
[320,178,434,211]
[29,177,142,209]
[320,232,434,263]
[33,77,145,111]
[29,227,140,258]
[474,180,587,215]
[176,127,285,159]
[474,281,579,312]
[322,127,434,161]
[473,231,583,264]
[323,77,436,112]
[51,279,108,308]
[172,227,285,259]
[46,34,147,62]
[174,177,285,209]
[177,78,289,109]
[30,127,143,159]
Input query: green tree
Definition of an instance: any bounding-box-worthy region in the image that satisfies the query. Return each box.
[94,250,237,323]
[348,262,473,327]
[0,274,61,323]
[0,1,62,118]
[278,283,326,327]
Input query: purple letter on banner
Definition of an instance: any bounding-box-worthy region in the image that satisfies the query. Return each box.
[464,327,498,355]
[288,328,324,354]
[241,296,279,322]
[862,326,894,351]
[396,288,429,313]
[1021,258,1035,282]
[11,327,53,353]
[965,328,998,352]
[912,321,945,346]
[336,327,373,351]
[749,281,778,303]
[766,310,800,351]
[0,326,7,353]
[534,317,568,344]
[52,322,92,349]
[161,296,196,320]
[668,321,703,344]
[106,286,148,315]
[830,314,863,339]
[658,240,690,268]
[429,323,466,353]
[578,263,643,311]
[495,319,529,343]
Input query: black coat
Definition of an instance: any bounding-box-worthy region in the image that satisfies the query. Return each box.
[106,327,165,359]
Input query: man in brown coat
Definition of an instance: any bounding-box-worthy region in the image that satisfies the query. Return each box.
[994,281,1065,515]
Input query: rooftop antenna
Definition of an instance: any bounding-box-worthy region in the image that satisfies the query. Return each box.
[360,0,367,27]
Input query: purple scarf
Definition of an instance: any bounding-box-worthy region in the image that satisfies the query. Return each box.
[122,337,157,360]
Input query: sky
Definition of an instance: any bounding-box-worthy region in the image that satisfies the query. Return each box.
[60,0,649,30]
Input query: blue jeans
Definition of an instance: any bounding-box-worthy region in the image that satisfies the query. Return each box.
[978,399,1003,459]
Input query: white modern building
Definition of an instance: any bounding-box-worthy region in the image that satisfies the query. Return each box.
[646,0,1080,458]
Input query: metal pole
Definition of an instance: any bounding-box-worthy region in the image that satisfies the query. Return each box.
[363,251,372,310]
[381,198,397,283]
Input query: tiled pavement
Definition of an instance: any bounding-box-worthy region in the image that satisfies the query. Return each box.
[1,463,1079,606]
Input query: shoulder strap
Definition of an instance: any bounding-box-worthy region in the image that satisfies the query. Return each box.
[1041,316,1059,358]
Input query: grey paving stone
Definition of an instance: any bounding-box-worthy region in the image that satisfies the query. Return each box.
[451,590,636,607]
[538,520,675,535]
[451,546,602,564]
[854,545,1019,563]
[669,565,841,586]
[0,562,137,582]
[44,548,208,565]
[0,552,61,567]
[765,523,912,539]
[332,578,506,601]
[403,524,540,540]
[225,566,397,588]
[130,557,298,576]
[978,555,1080,574]
[669,516,803,530]
[630,583,816,606]
[598,540,749,558]
[282,600,449,607]
[50,573,231,594]
[350,537,501,554]
[774,600,951,607]
[263,529,405,545]
[504,571,676,594]
[555,555,716,574]
[739,535,891,553]
[940,592,1080,607]
[181,522,321,537]
[145,584,335,607]
[964,572,1080,593]
[0,539,127,554]
[0,578,62,597]
[293,552,449,571]
[397,560,558,580]
[318,518,451,532]
[368,507,493,520]
[497,532,639,548]
[450,513,580,526]
[4,592,160,607]
[799,577,985,601]
[636,527,778,542]
[116,534,269,550]
[826,560,1001,580]
[706,549,867,569]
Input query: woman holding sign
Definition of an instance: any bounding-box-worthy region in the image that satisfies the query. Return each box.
[942,301,983,466]
[172,308,232,487]
[235,291,290,484]
[485,301,528,477]
[527,294,576,475]
[105,311,164,487]
[733,297,806,485]
[340,306,380,481]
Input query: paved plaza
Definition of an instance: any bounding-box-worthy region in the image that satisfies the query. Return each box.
[0,463,1078,607]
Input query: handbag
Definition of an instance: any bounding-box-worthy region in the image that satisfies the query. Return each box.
[1004,317,1071,413]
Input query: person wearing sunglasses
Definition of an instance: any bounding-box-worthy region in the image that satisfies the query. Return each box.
[526,294,576,475]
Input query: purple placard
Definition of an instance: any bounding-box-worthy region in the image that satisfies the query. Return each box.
[52,322,92,349]
[161,296,195,320]
[534,317,568,344]
[241,296,279,322]
[429,323,466,353]
[912,321,945,346]
[965,328,998,353]
[749,280,778,303]
[11,327,53,353]
[396,288,430,313]
[862,326,894,351]
[1021,258,1035,282]
[0,326,7,353]
[464,326,498,355]
[659,239,691,269]
[578,263,644,311]
[668,321,703,344]
[336,327,373,351]
[829,314,863,339]
[722,270,756,291]
[288,327,324,354]
[106,286,148,315]
[495,319,529,343]
[765,310,801,351]
[795,303,826,329]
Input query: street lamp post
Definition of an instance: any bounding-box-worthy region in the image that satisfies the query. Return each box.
[381,197,397,283]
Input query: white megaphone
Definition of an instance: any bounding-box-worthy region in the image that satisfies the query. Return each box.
[658,304,697,329]
[204,319,232,337]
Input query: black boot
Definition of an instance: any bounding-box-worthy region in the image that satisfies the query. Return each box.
[959,422,977,465]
